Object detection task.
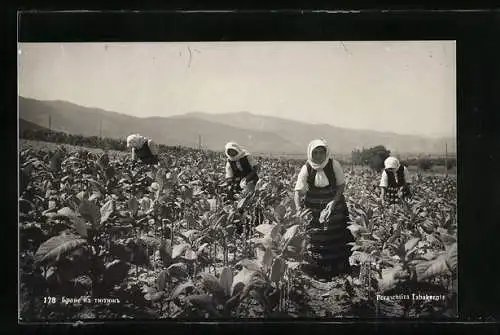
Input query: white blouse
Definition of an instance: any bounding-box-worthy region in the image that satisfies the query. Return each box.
[294,159,345,193]
[225,155,258,179]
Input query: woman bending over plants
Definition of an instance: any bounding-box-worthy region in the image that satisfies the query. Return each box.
[379,156,412,206]
[223,141,260,196]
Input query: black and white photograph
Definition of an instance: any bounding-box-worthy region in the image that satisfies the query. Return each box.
[18,41,457,321]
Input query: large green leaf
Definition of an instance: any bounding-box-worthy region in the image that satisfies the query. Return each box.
[79,200,101,226]
[445,243,457,273]
[172,243,190,259]
[270,257,287,283]
[85,178,106,195]
[248,235,273,249]
[183,248,198,261]
[219,267,233,297]
[255,224,275,236]
[128,197,139,216]
[238,259,262,272]
[156,270,168,291]
[71,216,92,238]
[140,235,162,249]
[347,223,368,238]
[415,253,449,281]
[349,251,375,266]
[199,272,224,295]
[103,260,130,287]
[56,207,77,218]
[262,247,274,273]
[377,265,407,292]
[273,205,286,221]
[100,199,114,224]
[166,262,189,279]
[187,294,220,316]
[34,233,87,265]
[144,290,165,302]
[280,224,299,251]
[171,280,195,300]
[159,239,172,264]
[181,229,201,242]
[231,267,257,296]
[76,191,89,201]
[241,276,268,302]
[237,195,250,210]
[255,247,266,265]
[404,237,420,254]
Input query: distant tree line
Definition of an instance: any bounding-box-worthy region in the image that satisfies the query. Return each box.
[20,129,219,157]
[403,157,456,170]
[22,129,128,151]
[351,145,391,172]
[351,145,457,172]
[21,129,455,170]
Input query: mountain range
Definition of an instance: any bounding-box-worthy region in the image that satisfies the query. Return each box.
[18,96,456,156]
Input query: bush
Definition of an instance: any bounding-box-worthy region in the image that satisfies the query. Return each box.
[418,158,433,171]
[351,145,391,172]
[446,159,456,170]
[368,155,384,172]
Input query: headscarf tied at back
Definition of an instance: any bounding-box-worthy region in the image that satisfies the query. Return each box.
[225,142,250,162]
[384,156,400,170]
[307,139,332,170]
[127,133,145,149]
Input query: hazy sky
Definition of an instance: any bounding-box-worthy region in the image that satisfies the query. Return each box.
[18,41,456,138]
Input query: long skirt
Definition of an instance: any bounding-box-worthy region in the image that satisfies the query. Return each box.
[303,195,354,278]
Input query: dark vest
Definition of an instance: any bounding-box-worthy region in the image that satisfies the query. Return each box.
[135,142,159,164]
[228,156,259,182]
[304,159,338,210]
[386,165,406,187]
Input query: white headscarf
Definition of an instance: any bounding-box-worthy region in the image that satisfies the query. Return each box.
[384,156,400,170]
[225,142,250,162]
[306,139,333,187]
[127,133,147,149]
[307,139,331,170]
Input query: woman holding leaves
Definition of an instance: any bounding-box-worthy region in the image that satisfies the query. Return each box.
[224,142,260,196]
[126,133,160,165]
[379,156,412,206]
[294,139,353,279]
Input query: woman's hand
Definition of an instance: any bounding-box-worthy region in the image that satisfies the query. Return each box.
[319,200,335,224]
[326,199,336,212]
[295,208,302,216]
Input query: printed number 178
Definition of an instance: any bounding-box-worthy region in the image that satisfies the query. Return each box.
[44,297,56,304]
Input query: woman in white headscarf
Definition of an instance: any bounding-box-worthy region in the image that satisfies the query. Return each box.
[294,139,353,279]
[126,133,160,165]
[224,142,260,195]
[379,156,412,205]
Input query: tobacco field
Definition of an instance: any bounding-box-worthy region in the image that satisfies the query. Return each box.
[18,141,458,321]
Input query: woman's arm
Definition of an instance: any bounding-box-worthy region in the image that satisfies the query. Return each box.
[294,165,308,212]
[380,187,386,203]
[131,147,136,161]
[225,161,234,184]
[379,170,388,202]
[294,190,302,212]
[403,166,412,189]
[330,160,346,204]
[333,183,345,203]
